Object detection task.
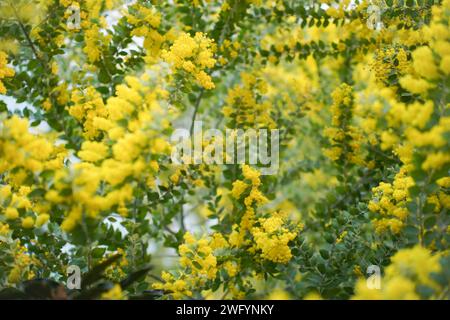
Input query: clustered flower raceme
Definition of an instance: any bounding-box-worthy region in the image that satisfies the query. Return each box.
[153,165,301,299]
[0,51,14,95]
[3,242,39,285]
[53,75,173,232]
[222,72,275,129]
[362,2,450,242]
[371,46,411,84]
[59,0,117,63]
[126,3,164,58]
[369,167,414,234]
[162,32,216,90]
[229,165,301,264]
[353,246,443,299]
[0,115,65,233]
[153,232,221,299]
[323,83,366,167]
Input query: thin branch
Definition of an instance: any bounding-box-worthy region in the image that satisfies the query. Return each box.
[164,226,177,236]
[8,1,47,70]
[179,195,186,233]
[190,88,205,135]
[80,212,93,271]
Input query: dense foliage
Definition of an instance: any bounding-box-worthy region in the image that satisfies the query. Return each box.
[0,0,449,300]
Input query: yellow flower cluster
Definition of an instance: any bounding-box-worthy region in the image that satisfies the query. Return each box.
[230,165,268,246]
[60,0,114,63]
[162,32,216,89]
[0,51,14,94]
[404,115,449,147]
[399,74,433,94]
[153,232,225,299]
[435,177,450,211]
[179,232,218,280]
[323,84,365,166]
[7,243,39,285]
[101,284,124,300]
[49,75,172,232]
[153,165,299,297]
[399,0,450,94]
[371,46,411,83]
[266,288,291,300]
[231,180,248,199]
[103,248,129,281]
[0,116,62,174]
[153,271,192,299]
[404,114,450,172]
[188,0,212,6]
[326,2,346,19]
[222,72,275,129]
[378,69,449,174]
[383,99,434,148]
[0,0,47,26]
[83,24,103,63]
[126,3,164,57]
[369,167,414,234]
[251,211,297,264]
[69,86,108,139]
[230,165,299,264]
[217,39,241,66]
[353,246,441,299]
[0,183,51,230]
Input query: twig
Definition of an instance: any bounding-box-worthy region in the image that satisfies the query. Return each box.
[190,88,205,135]
[8,1,47,70]
[80,212,93,271]
[179,195,186,233]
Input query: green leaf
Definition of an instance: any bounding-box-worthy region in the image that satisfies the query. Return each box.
[192,260,202,270]
[320,249,330,259]
[91,247,106,258]
[28,188,46,199]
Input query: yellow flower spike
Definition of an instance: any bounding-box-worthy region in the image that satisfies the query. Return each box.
[162,32,216,89]
[0,51,15,94]
[231,180,248,199]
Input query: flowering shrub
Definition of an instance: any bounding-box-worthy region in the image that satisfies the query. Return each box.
[0,0,449,300]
